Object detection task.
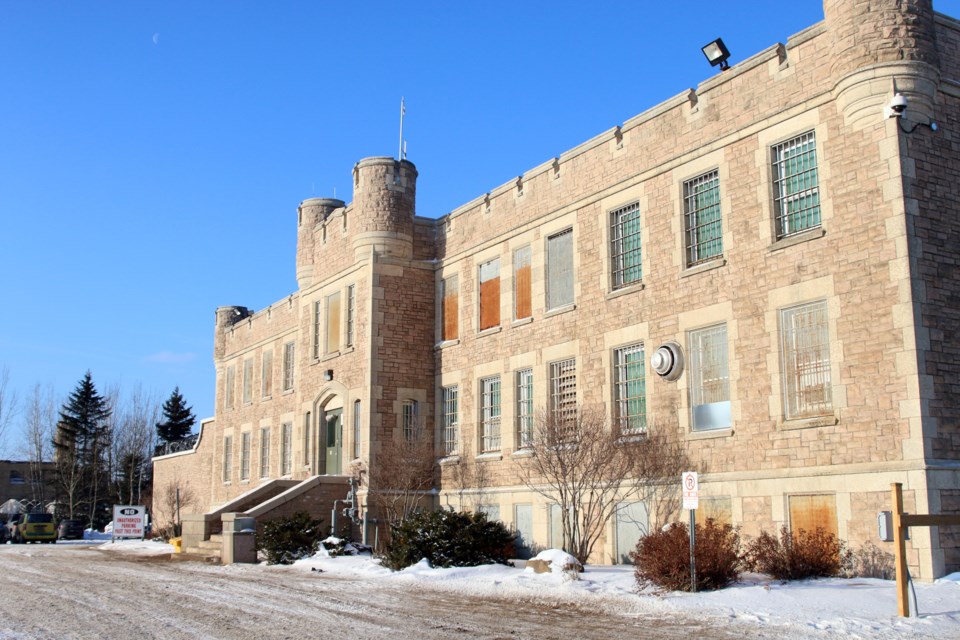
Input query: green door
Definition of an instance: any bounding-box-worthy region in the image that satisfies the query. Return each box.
[325,409,343,475]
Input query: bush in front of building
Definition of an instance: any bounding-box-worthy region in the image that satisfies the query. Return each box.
[381,508,515,571]
[257,512,326,565]
[743,525,851,580]
[632,519,742,592]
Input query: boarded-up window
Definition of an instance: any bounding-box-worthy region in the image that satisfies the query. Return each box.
[514,245,532,320]
[259,427,270,478]
[479,258,500,331]
[224,365,235,410]
[547,229,574,310]
[242,358,253,405]
[326,292,341,354]
[281,422,292,475]
[312,300,322,359]
[441,275,459,341]
[282,342,295,391]
[240,432,251,480]
[695,497,733,526]
[222,436,233,483]
[261,350,273,398]
[788,494,838,538]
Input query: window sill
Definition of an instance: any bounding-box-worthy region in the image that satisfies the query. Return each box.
[544,303,576,319]
[239,479,250,485]
[281,389,295,396]
[686,428,734,440]
[606,283,644,301]
[222,481,232,486]
[780,415,838,430]
[476,452,502,462]
[769,227,825,252]
[512,316,533,327]
[261,395,272,402]
[435,338,460,350]
[617,433,648,444]
[511,448,534,459]
[321,352,340,362]
[682,258,726,278]
[477,326,502,338]
[439,455,461,466]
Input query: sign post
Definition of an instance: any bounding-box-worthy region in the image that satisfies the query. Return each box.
[682,471,699,592]
[111,505,147,543]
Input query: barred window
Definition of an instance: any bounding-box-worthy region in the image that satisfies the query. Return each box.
[282,342,295,391]
[402,400,420,442]
[242,358,253,405]
[513,246,532,320]
[780,301,832,420]
[259,427,271,478]
[346,285,355,347]
[546,229,574,309]
[772,131,820,239]
[441,275,459,341]
[550,358,577,430]
[610,203,642,289]
[280,422,292,475]
[224,365,235,410]
[222,436,233,483]
[687,324,730,431]
[516,369,534,448]
[480,376,501,452]
[683,170,722,266]
[261,350,273,398]
[442,386,459,456]
[240,432,251,480]
[479,258,501,331]
[353,400,361,459]
[613,344,646,435]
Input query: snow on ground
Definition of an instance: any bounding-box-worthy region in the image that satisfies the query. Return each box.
[269,551,960,639]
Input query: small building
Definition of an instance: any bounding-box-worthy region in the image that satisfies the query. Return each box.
[0,460,57,517]
[155,0,960,578]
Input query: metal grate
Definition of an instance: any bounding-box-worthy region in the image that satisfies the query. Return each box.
[550,358,577,436]
[683,170,722,266]
[546,229,574,309]
[346,285,355,347]
[480,376,501,452]
[780,301,832,419]
[772,131,820,239]
[613,344,646,435]
[516,369,534,448]
[402,400,419,442]
[688,324,730,431]
[442,386,459,455]
[610,203,642,289]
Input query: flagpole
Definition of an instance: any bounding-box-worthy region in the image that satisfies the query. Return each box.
[399,97,405,160]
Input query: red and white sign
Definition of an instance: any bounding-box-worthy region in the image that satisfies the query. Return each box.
[682,471,699,510]
[112,505,147,540]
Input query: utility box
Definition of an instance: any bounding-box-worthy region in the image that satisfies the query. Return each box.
[221,513,257,564]
[878,511,909,542]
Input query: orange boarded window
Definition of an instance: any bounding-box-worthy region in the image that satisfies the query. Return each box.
[479,258,500,331]
[441,275,459,341]
[788,494,837,538]
[326,292,341,354]
[514,246,531,320]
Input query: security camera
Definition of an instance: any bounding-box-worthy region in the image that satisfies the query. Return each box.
[884,93,908,118]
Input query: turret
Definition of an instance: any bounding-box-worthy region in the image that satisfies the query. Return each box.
[297,197,345,289]
[214,305,250,360]
[826,0,940,127]
[350,157,418,260]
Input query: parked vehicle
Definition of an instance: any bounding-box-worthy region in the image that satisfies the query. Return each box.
[9,513,56,544]
[57,519,85,541]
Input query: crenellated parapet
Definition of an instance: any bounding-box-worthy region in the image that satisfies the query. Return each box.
[297,197,346,289]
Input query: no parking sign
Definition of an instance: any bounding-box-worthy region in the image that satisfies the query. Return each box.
[112,505,147,541]
[682,471,699,510]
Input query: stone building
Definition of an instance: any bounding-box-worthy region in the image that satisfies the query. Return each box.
[154,0,960,578]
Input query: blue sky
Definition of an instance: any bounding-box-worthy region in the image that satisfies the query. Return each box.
[0,0,835,454]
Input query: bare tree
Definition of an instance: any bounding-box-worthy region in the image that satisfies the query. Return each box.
[367,422,437,527]
[520,406,690,564]
[155,476,196,538]
[18,385,56,505]
[0,367,19,456]
[111,386,159,506]
[444,451,490,512]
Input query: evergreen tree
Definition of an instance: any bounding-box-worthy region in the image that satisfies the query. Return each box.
[156,387,196,443]
[54,371,113,527]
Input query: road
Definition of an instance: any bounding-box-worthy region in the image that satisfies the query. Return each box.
[0,544,804,640]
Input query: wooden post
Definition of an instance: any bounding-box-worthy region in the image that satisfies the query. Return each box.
[892,483,910,617]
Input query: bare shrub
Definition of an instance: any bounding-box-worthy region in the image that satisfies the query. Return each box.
[519,407,689,564]
[367,422,437,528]
[154,477,196,539]
[633,519,742,592]
[845,541,895,579]
[744,526,851,580]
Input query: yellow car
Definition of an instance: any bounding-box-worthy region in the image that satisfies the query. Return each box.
[9,513,57,544]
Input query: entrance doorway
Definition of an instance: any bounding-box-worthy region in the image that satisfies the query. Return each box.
[324,408,343,475]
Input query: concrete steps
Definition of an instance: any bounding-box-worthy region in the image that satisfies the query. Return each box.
[182,534,222,562]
